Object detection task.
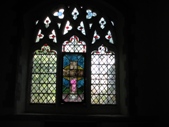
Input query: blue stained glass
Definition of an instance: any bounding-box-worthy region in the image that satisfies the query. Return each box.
[88,12,92,17]
[78,56,84,68]
[63,78,69,87]
[58,12,63,16]
[63,54,84,68]
[77,79,84,88]
[63,55,69,67]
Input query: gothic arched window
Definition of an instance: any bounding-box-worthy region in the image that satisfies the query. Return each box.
[20,0,127,115]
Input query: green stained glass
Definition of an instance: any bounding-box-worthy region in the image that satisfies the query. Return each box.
[30,44,57,104]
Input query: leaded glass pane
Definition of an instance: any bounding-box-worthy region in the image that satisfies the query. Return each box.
[62,36,86,53]
[62,54,84,102]
[91,45,116,104]
[30,44,57,104]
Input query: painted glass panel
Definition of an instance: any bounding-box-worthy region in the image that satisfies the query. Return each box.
[62,54,84,102]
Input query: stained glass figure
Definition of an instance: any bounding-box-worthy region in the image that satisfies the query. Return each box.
[30,44,57,103]
[91,45,116,104]
[62,54,85,102]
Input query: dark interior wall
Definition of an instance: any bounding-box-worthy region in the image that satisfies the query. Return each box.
[131,1,158,116]
[157,1,169,123]
[0,0,163,125]
[0,0,17,114]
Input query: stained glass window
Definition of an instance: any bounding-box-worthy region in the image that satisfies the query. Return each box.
[29,2,117,106]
